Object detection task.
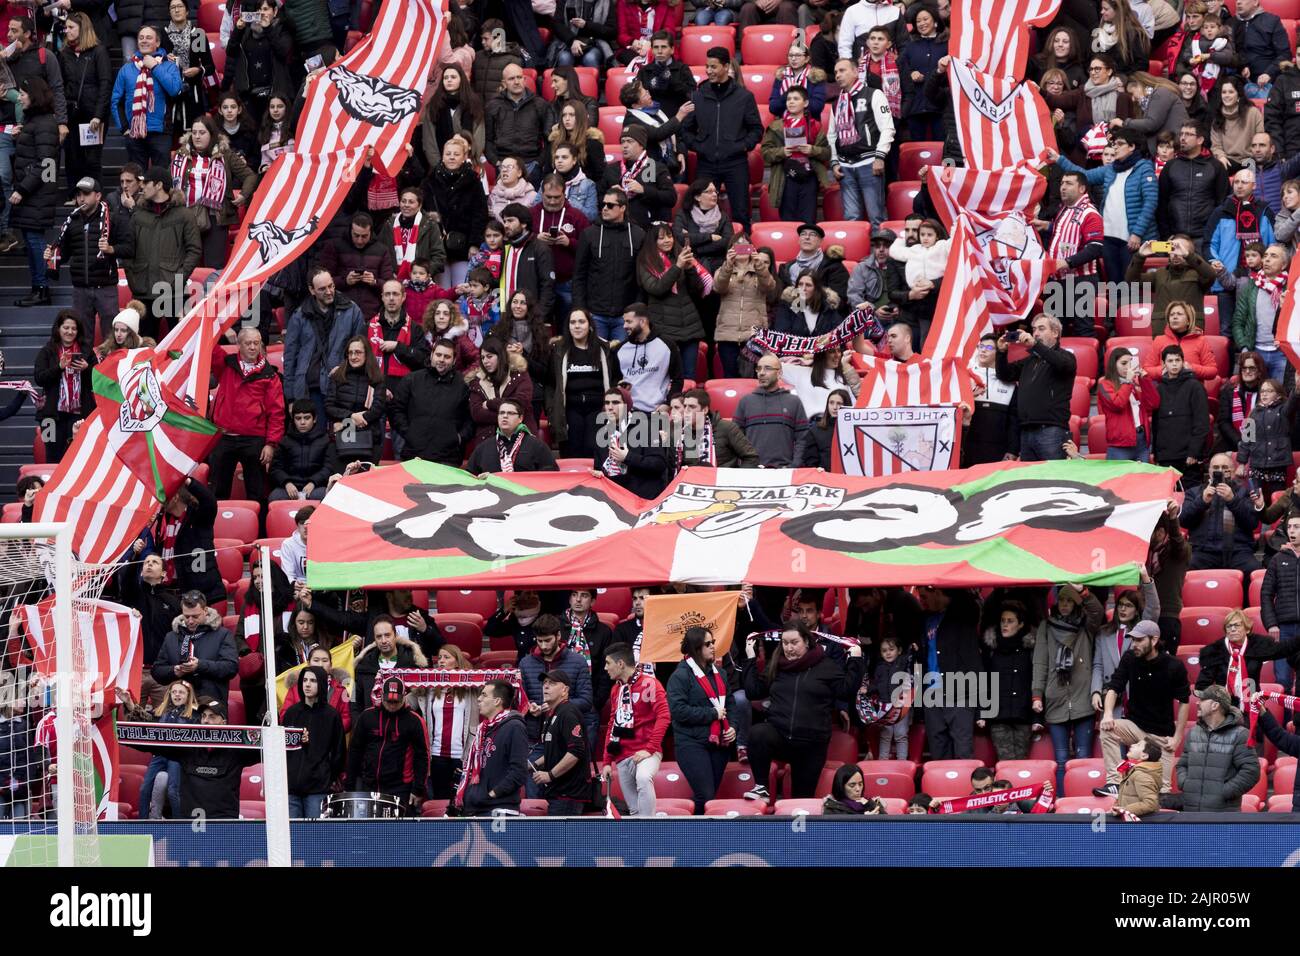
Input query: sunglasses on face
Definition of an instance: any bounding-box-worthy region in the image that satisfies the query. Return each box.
[602,201,624,208]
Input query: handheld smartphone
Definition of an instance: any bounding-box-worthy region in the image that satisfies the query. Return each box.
[734,242,755,256]
[548,226,559,237]
[1149,240,1172,254]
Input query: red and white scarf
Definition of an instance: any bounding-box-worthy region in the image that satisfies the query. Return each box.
[677,412,716,470]
[860,50,901,117]
[1225,636,1250,707]
[57,346,82,414]
[368,313,412,362]
[601,425,627,478]
[687,658,729,745]
[1232,386,1255,430]
[1047,197,1101,278]
[499,238,529,302]
[48,201,111,272]
[158,512,182,584]
[173,152,228,211]
[934,782,1055,814]
[1252,270,1286,309]
[778,65,811,97]
[1247,690,1300,745]
[429,691,466,759]
[563,609,593,664]
[128,55,155,139]
[496,427,527,473]
[619,151,649,193]
[454,708,516,807]
[834,80,864,147]
[392,212,423,280]
[238,355,266,377]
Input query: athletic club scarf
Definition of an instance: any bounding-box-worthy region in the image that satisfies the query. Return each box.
[1190,35,1228,94]
[500,234,530,301]
[468,244,504,279]
[687,657,729,745]
[455,708,516,807]
[392,212,422,279]
[608,673,650,750]
[859,51,901,117]
[1247,690,1300,745]
[173,152,228,211]
[677,412,715,470]
[834,80,864,146]
[381,667,527,710]
[601,426,628,477]
[48,201,111,272]
[1252,270,1286,308]
[128,54,155,139]
[368,314,412,367]
[778,65,811,97]
[619,151,649,193]
[496,426,528,473]
[238,354,266,379]
[933,782,1055,814]
[744,307,882,359]
[1225,636,1249,706]
[0,380,42,401]
[367,170,398,211]
[158,512,181,584]
[462,292,497,345]
[57,346,82,414]
[1232,201,1262,268]
[1232,385,1255,431]
[563,609,593,664]
[783,113,816,178]
[1048,197,1102,278]
[116,721,305,748]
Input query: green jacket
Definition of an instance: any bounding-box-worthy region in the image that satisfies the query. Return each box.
[1232,279,1283,353]
[125,190,201,299]
[758,118,833,211]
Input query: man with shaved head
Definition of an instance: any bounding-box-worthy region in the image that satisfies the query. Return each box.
[733,352,809,467]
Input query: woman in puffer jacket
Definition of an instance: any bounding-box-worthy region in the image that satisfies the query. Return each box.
[1031,584,1104,793]
[1141,300,1218,381]
[325,336,387,466]
[1236,376,1300,500]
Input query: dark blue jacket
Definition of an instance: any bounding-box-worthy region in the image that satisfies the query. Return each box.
[460,712,528,814]
[1232,10,1291,81]
[282,294,366,400]
[898,33,947,117]
[667,659,736,747]
[1180,480,1261,559]
[518,645,594,741]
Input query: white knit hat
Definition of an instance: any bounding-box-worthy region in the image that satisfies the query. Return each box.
[112,309,140,335]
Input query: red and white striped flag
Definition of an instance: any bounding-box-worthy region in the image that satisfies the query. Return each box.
[950,0,1061,78]
[22,597,142,707]
[926,160,1048,231]
[295,0,443,175]
[852,355,976,408]
[1275,251,1300,370]
[950,59,1053,170]
[157,148,368,412]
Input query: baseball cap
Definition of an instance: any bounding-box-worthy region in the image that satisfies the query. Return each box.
[198,699,227,719]
[74,176,100,193]
[1129,620,1161,641]
[541,670,571,687]
[382,676,406,703]
[1195,684,1234,711]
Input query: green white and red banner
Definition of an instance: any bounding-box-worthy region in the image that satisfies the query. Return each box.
[306,460,1177,590]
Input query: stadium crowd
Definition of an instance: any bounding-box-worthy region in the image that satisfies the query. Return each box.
[1,0,1300,820]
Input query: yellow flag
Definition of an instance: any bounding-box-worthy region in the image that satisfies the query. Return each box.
[276,641,355,710]
[640,591,742,663]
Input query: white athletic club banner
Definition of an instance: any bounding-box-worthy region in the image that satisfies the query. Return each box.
[950,0,1060,78]
[295,0,443,176]
[926,160,1048,232]
[834,405,961,477]
[851,355,975,408]
[950,59,1053,169]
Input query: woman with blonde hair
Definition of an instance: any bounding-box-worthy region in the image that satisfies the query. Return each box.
[140,680,198,818]
[1092,0,1151,76]
[418,644,480,798]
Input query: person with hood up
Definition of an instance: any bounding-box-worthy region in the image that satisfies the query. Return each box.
[346,675,429,813]
[282,665,345,818]
[978,600,1037,762]
[456,679,529,816]
[1032,583,1105,792]
[350,614,429,720]
[1111,736,1166,817]
[1174,684,1260,811]
[151,591,239,704]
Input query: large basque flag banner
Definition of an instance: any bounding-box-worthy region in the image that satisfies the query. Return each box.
[306,460,1177,590]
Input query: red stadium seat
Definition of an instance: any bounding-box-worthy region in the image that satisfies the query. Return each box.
[920,760,984,798]
[1201,296,1220,335]
[1105,336,1156,370]
[475,650,518,668]
[215,501,260,543]
[1060,338,1099,381]
[595,586,633,619]
[420,799,450,817]
[214,539,245,585]
[597,106,625,144]
[705,378,754,419]
[1114,302,1154,337]
[857,759,918,779]
[772,798,824,815]
[750,222,803,261]
[827,729,858,765]
[250,537,285,566]
[1275,763,1296,795]
[1179,607,1231,647]
[1069,376,1092,419]
[555,457,593,472]
[819,221,872,261]
[1203,335,1231,378]
[1249,568,1266,607]
[757,183,783,222]
[821,185,843,220]
[652,763,700,801]
[1268,794,1295,812]
[898,141,943,181]
[1176,644,1203,687]
[995,759,1057,788]
[1182,570,1244,609]
[887,180,922,220]
[857,770,916,800]
[437,618,484,657]
[197,2,225,34]
[604,66,638,105]
[209,38,226,79]
[680,26,735,66]
[1063,760,1107,797]
[1245,605,1264,634]
[704,799,766,816]
[653,798,697,816]
[240,763,263,800]
[17,463,55,481]
[741,24,798,64]
[715,762,760,799]
[1086,415,1108,455]
[436,611,485,629]
[519,799,549,816]
[239,800,266,819]
[266,499,307,539]
[738,65,779,101]
[120,746,150,767]
[1262,0,1300,18]
[1054,795,1115,814]
[435,589,500,618]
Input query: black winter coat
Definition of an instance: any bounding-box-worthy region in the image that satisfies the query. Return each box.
[390,366,473,465]
[324,367,386,454]
[422,162,489,261]
[742,647,864,744]
[1153,369,1211,463]
[346,703,429,796]
[150,619,240,703]
[484,90,552,165]
[995,340,1077,429]
[666,658,735,747]
[594,439,669,500]
[637,260,706,345]
[115,0,145,34]
[33,340,95,419]
[1265,65,1300,158]
[1262,547,1300,629]
[465,430,558,473]
[226,20,296,101]
[673,205,732,272]
[119,573,181,666]
[1157,154,1229,240]
[981,628,1035,724]
[282,670,346,796]
[798,419,834,469]
[52,201,130,288]
[269,425,336,488]
[1238,393,1300,471]
[59,43,112,127]
[681,78,763,166]
[573,221,644,317]
[12,112,61,232]
[1179,479,1260,560]
[1194,633,1300,701]
[166,479,226,604]
[1216,380,1260,453]
[459,711,527,813]
[157,741,262,819]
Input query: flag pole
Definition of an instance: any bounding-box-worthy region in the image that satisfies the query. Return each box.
[259,546,291,866]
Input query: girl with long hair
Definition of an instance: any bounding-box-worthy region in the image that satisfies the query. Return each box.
[139,680,198,818]
[58,12,112,190]
[1092,0,1150,76]
[546,309,618,458]
[33,311,95,462]
[546,100,606,183]
[171,113,258,268]
[667,626,737,814]
[798,387,852,469]
[421,64,485,170]
[636,222,707,365]
[1097,346,1159,462]
[467,337,537,450]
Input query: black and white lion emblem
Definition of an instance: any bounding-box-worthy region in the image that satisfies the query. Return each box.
[328,65,421,125]
[249,216,319,264]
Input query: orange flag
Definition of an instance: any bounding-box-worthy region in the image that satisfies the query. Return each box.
[640,591,743,663]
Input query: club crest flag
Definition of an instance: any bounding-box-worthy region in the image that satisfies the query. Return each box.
[834,405,960,477]
[640,591,742,663]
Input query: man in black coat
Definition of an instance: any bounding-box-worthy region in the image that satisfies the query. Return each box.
[145,478,226,605]
[994,313,1077,462]
[679,48,763,229]
[46,178,130,340]
[316,212,396,320]
[1156,122,1229,241]
[499,202,556,319]
[150,592,239,704]
[1179,451,1261,578]
[1153,345,1211,480]
[458,679,529,816]
[593,387,669,499]
[561,588,616,714]
[776,223,851,301]
[915,587,984,760]
[1265,61,1300,158]
[141,699,262,820]
[268,400,336,501]
[1232,0,1291,87]
[466,398,558,474]
[390,339,473,465]
[120,553,181,670]
[600,125,675,229]
[572,188,645,344]
[636,31,697,120]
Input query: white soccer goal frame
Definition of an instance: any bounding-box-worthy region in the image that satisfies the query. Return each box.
[0,522,73,865]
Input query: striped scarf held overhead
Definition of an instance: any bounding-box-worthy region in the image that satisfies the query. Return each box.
[1247,690,1300,745]
[744,307,882,359]
[128,55,156,139]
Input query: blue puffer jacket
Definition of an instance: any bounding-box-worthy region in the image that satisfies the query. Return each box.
[1206,196,1277,292]
[1056,153,1159,241]
[282,294,366,400]
[110,57,182,135]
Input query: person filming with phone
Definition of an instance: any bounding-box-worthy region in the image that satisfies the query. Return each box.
[994,313,1077,462]
[1179,451,1263,584]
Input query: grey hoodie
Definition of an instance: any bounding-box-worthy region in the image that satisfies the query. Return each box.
[733,385,809,468]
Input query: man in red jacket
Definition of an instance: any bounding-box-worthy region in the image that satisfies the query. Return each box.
[209,327,286,503]
[599,642,670,817]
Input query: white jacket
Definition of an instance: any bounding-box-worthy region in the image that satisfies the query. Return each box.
[889,236,951,286]
[838,0,903,58]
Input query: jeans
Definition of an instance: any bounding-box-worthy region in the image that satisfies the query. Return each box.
[268,486,329,502]
[287,793,327,818]
[1105,427,1148,462]
[1048,717,1094,792]
[748,723,828,797]
[778,176,819,224]
[592,313,626,343]
[718,341,742,378]
[674,740,729,814]
[553,46,605,68]
[614,752,661,816]
[1102,235,1133,286]
[1019,424,1069,462]
[879,713,910,759]
[697,158,752,230]
[694,6,736,23]
[837,163,886,226]
[553,279,573,325]
[125,132,172,172]
[23,229,48,289]
[0,132,12,233]
[731,688,752,748]
[140,755,181,818]
[1259,348,1289,382]
[440,261,470,289]
[546,797,586,815]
